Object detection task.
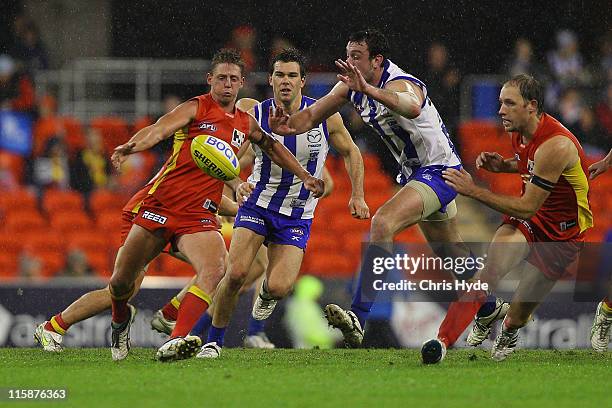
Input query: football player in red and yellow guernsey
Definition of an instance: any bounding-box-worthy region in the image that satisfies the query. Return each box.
[107,48,323,362]
[422,74,594,363]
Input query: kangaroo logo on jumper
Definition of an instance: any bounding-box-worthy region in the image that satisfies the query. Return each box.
[307,129,322,143]
[205,136,239,169]
[199,122,217,132]
[231,129,246,148]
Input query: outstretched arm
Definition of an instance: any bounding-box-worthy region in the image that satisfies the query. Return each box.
[443,136,576,219]
[248,116,324,197]
[326,113,370,219]
[335,59,423,119]
[111,100,197,170]
[588,148,612,180]
[270,82,348,135]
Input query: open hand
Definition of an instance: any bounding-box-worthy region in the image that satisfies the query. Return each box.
[268,106,296,135]
[443,168,477,196]
[335,59,369,93]
[111,142,136,171]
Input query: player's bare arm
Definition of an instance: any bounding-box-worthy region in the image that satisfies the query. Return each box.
[326,112,370,219]
[270,82,348,135]
[476,152,518,173]
[444,136,576,219]
[335,59,423,119]
[218,194,239,217]
[111,100,197,170]
[321,166,334,198]
[588,148,612,180]
[247,116,324,197]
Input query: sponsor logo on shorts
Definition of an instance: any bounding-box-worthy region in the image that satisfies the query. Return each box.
[142,211,167,225]
[201,218,213,224]
[239,215,264,225]
[290,228,304,236]
[199,122,217,132]
[291,236,301,241]
[422,173,433,181]
[510,216,533,235]
[290,198,307,208]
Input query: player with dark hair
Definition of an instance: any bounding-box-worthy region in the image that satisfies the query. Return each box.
[425,74,594,361]
[196,47,369,358]
[269,29,503,353]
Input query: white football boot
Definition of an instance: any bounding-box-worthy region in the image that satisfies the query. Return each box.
[34,323,63,352]
[467,298,510,346]
[324,304,364,348]
[252,280,278,321]
[155,335,202,362]
[110,304,137,361]
[196,342,222,359]
[491,322,519,362]
[150,309,175,335]
[244,332,275,349]
[590,301,611,352]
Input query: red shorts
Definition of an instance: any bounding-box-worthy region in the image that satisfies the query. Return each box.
[121,196,220,248]
[502,216,583,280]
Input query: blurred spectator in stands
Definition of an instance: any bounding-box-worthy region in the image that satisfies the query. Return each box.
[503,38,548,80]
[18,251,42,281]
[557,88,583,130]
[148,94,181,171]
[269,37,295,65]
[545,30,590,111]
[420,42,460,140]
[10,18,49,73]
[0,54,36,114]
[596,83,612,137]
[70,127,113,212]
[58,248,93,277]
[225,25,258,72]
[26,136,70,201]
[593,33,612,85]
[575,107,606,154]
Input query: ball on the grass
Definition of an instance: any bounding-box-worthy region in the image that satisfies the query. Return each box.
[190,134,240,181]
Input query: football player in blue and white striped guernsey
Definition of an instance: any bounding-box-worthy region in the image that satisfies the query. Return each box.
[196,48,370,358]
[270,29,502,363]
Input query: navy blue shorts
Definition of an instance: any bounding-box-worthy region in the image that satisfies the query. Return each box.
[234,202,313,250]
[398,164,460,212]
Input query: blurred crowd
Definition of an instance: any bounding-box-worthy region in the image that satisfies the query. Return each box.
[0,16,611,279]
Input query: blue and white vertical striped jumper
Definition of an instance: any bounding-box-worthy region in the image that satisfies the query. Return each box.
[348,59,461,179]
[247,96,329,219]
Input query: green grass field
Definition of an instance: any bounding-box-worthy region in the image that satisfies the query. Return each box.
[1,348,609,408]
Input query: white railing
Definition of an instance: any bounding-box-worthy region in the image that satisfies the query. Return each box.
[34,59,337,123]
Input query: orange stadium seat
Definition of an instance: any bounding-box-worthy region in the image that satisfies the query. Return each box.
[0,252,18,278]
[50,211,93,233]
[62,116,86,154]
[0,233,23,254]
[21,230,65,254]
[43,189,85,213]
[0,187,38,214]
[90,116,131,153]
[0,150,25,183]
[38,250,65,277]
[86,251,112,276]
[4,209,47,233]
[91,189,128,213]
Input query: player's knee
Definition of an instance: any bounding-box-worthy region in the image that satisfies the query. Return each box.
[109,276,132,297]
[370,213,394,241]
[266,279,291,299]
[227,263,249,290]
